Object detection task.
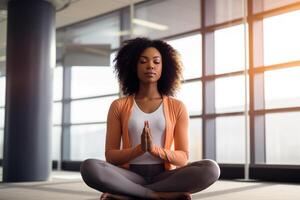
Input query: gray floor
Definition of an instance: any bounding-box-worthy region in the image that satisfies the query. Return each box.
[0,170,300,200]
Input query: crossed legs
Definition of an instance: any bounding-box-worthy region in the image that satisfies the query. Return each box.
[80,159,220,199]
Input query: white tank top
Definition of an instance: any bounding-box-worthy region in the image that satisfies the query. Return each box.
[128,100,166,164]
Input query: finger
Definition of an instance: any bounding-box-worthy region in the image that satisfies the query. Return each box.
[146,130,152,140]
[145,133,148,149]
[146,121,150,128]
[145,130,149,138]
[148,132,152,140]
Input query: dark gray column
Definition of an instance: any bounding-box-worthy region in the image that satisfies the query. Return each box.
[3,0,55,182]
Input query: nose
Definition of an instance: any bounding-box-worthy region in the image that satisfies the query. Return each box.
[147,61,155,69]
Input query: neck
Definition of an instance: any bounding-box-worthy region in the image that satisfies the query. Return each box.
[135,83,161,99]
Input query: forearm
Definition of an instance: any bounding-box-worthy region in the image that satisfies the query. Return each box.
[149,145,188,167]
[105,144,144,165]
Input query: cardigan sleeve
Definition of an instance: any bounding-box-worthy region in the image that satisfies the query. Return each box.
[105,100,144,166]
[150,101,189,167]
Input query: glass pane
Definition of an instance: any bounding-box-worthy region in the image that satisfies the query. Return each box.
[0,129,3,159]
[266,112,300,165]
[176,81,202,115]
[264,10,300,66]
[134,0,201,39]
[167,34,202,79]
[206,0,246,26]
[71,96,118,123]
[52,126,61,161]
[216,116,246,164]
[0,108,4,128]
[0,77,5,107]
[189,118,202,162]
[60,12,120,49]
[215,24,247,74]
[70,124,106,161]
[53,102,62,125]
[254,0,300,13]
[265,67,300,109]
[0,62,5,77]
[71,66,118,99]
[0,13,6,76]
[53,66,63,101]
[215,75,248,113]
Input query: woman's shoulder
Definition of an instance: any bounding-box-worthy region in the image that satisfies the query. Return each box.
[166,96,189,119]
[165,95,185,107]
[165,96,187,114]
[110,95,133,108]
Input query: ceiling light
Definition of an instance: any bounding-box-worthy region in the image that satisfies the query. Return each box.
[132,18,168,31]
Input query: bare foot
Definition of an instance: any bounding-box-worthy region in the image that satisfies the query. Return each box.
[100,193,138,200]
[155,192,191,200]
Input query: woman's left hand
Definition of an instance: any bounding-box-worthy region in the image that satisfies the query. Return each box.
[145,121,154,152]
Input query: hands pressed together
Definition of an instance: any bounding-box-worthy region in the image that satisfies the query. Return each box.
[141,120,154,153]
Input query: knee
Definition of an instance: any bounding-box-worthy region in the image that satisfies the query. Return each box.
[80,159,94,172]
[80,159,105,178]
[192,159,221,181]
[80,159,94,178]
[80,159,111,192]
[202,159,221,181]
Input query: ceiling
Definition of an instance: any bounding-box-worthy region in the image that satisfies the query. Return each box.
[55,0,144,28]
[0,0,144,28]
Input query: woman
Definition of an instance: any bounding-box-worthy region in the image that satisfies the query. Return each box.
[80,37,220,200]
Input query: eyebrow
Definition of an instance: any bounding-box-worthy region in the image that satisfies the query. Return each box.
[140,56,161,59]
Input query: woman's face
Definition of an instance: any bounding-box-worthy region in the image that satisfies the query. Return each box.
[137,47,162,84]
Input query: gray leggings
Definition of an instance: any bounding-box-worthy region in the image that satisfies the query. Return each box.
[80,159,220,199]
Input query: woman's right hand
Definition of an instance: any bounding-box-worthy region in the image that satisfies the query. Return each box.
[141,121,148,152]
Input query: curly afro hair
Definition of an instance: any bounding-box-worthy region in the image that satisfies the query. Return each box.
[114,37,183,96]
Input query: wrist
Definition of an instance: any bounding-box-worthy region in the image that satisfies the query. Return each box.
[137,144,146,154]
[148,144,155,154]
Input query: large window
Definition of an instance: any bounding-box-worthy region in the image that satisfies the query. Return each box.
[213,24,248,164]
[56,9,121,162]
[262,9,300,165]
[67,66,118,161]
[67,64,118,161]
[167,34,202,161]
[201,0,300,168]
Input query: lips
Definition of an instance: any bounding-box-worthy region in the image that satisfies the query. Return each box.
[145,72,156,76]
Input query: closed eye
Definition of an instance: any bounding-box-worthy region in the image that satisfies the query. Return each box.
[139,60,147,64]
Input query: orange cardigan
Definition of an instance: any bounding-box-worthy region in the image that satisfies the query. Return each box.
[105,95,189,170]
